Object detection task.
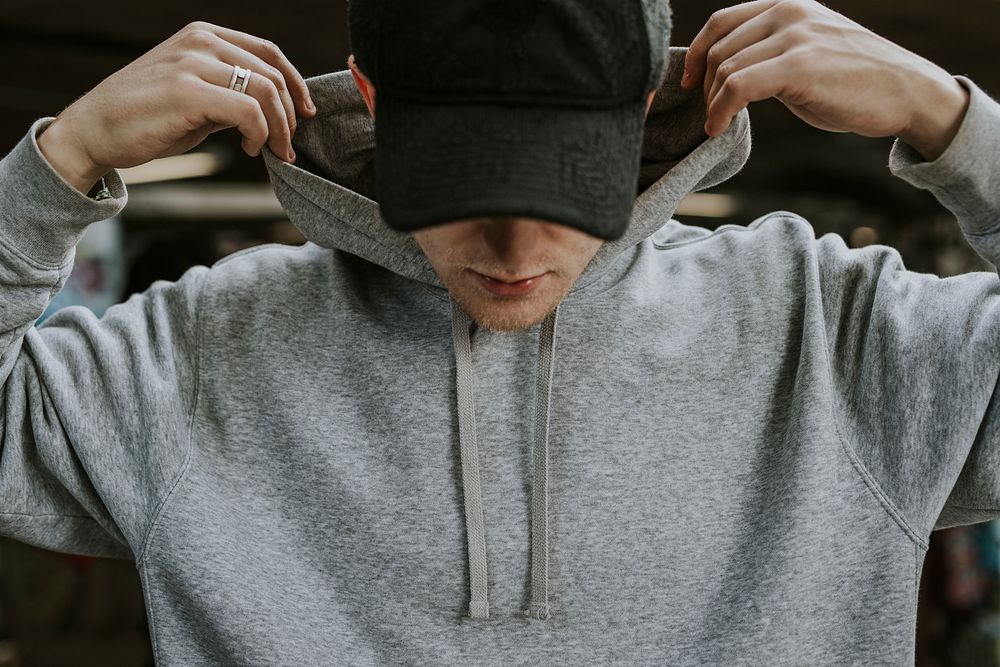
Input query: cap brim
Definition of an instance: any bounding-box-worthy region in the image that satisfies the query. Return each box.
[374,93,647,241]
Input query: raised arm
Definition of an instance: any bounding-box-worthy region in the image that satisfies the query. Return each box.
[0,20,313,557]
[0,117,204,557]
[684,0,1000,540]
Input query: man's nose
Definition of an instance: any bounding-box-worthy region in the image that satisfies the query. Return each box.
[481,216,544,264]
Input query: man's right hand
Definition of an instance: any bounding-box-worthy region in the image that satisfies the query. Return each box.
[37,21,317,195]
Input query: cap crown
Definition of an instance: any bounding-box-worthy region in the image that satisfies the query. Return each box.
[349,0,671,107]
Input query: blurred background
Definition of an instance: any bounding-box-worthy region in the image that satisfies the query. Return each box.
[1,1,998,664]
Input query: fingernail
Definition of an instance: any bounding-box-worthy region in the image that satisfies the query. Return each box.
[289,149,296,163]
[307,99,316,112]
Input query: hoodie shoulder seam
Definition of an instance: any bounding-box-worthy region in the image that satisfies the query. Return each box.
[134,263,210,565]
[210,241,311,268]
[651,210,810,250]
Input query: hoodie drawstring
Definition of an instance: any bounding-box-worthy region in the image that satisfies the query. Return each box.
[528,303,558,621]
[449,297,560,621]
[450,298,491,619]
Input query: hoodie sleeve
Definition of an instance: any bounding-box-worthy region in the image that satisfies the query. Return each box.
[818,75,1000,542]
[0,117,207,559]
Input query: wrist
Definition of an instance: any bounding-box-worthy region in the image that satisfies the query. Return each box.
[36,116,111,196]
[898,73,970,163]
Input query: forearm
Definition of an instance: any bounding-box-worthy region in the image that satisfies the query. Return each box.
[897,70,971,163]
[36,116,112,196]
[1,116,127,263]
[0,120,202,557]
[889,76,1000,266]
[0,117,128,381]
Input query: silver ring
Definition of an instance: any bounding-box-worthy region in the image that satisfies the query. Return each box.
[228,64,253,94]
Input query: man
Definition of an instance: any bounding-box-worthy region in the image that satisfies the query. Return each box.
[1,0,998,663]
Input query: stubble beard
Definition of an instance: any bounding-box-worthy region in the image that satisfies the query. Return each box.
[447,274,573,333]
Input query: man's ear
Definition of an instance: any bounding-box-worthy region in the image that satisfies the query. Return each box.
[347,54,376,118]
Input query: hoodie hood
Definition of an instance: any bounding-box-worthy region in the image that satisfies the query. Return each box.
[262,46,751,290]
[260,46,752,622]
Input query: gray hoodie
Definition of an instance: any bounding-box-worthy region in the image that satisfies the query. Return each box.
[2,47,1000,665]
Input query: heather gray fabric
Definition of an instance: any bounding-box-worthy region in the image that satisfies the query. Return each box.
[3,45,1000,665]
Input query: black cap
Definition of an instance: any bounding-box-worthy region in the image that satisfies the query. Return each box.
[349,0,672,241]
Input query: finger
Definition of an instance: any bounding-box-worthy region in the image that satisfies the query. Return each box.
[705,56,790,137]
[702,9,782,105]
[706,31,790,110]
[196,22,316,120]
[208,37,299,145]
[192,80,269,157]
[188,53,294,162]
[683,0,780,90]
[239,68,295,162]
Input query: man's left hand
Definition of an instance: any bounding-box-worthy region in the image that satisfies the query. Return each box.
[682,0,970,161]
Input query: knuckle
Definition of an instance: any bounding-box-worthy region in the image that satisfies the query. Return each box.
[706,44,724,68]
[260,77,282,105]
[274,118,291,139]
[260,38,282,58]
[252,70,275,93]
[267,66,287,93]
[784,24,809,46]
[259,88,289,127]
[706,10,726,32]
[723,72,746,95]
[779,0,810,19]
[716,60,735,81]
[183,28,215,49]
[272,121,291,141]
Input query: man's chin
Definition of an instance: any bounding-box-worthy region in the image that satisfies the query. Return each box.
[452,291,561,333]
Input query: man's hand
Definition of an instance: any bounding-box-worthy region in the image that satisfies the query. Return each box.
[681,0,970,161]
[37,21,317,195]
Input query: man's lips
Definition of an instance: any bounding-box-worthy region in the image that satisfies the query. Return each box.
[468,269,550,297]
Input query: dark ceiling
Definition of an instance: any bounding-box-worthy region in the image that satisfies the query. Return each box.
[2,0,998,250]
